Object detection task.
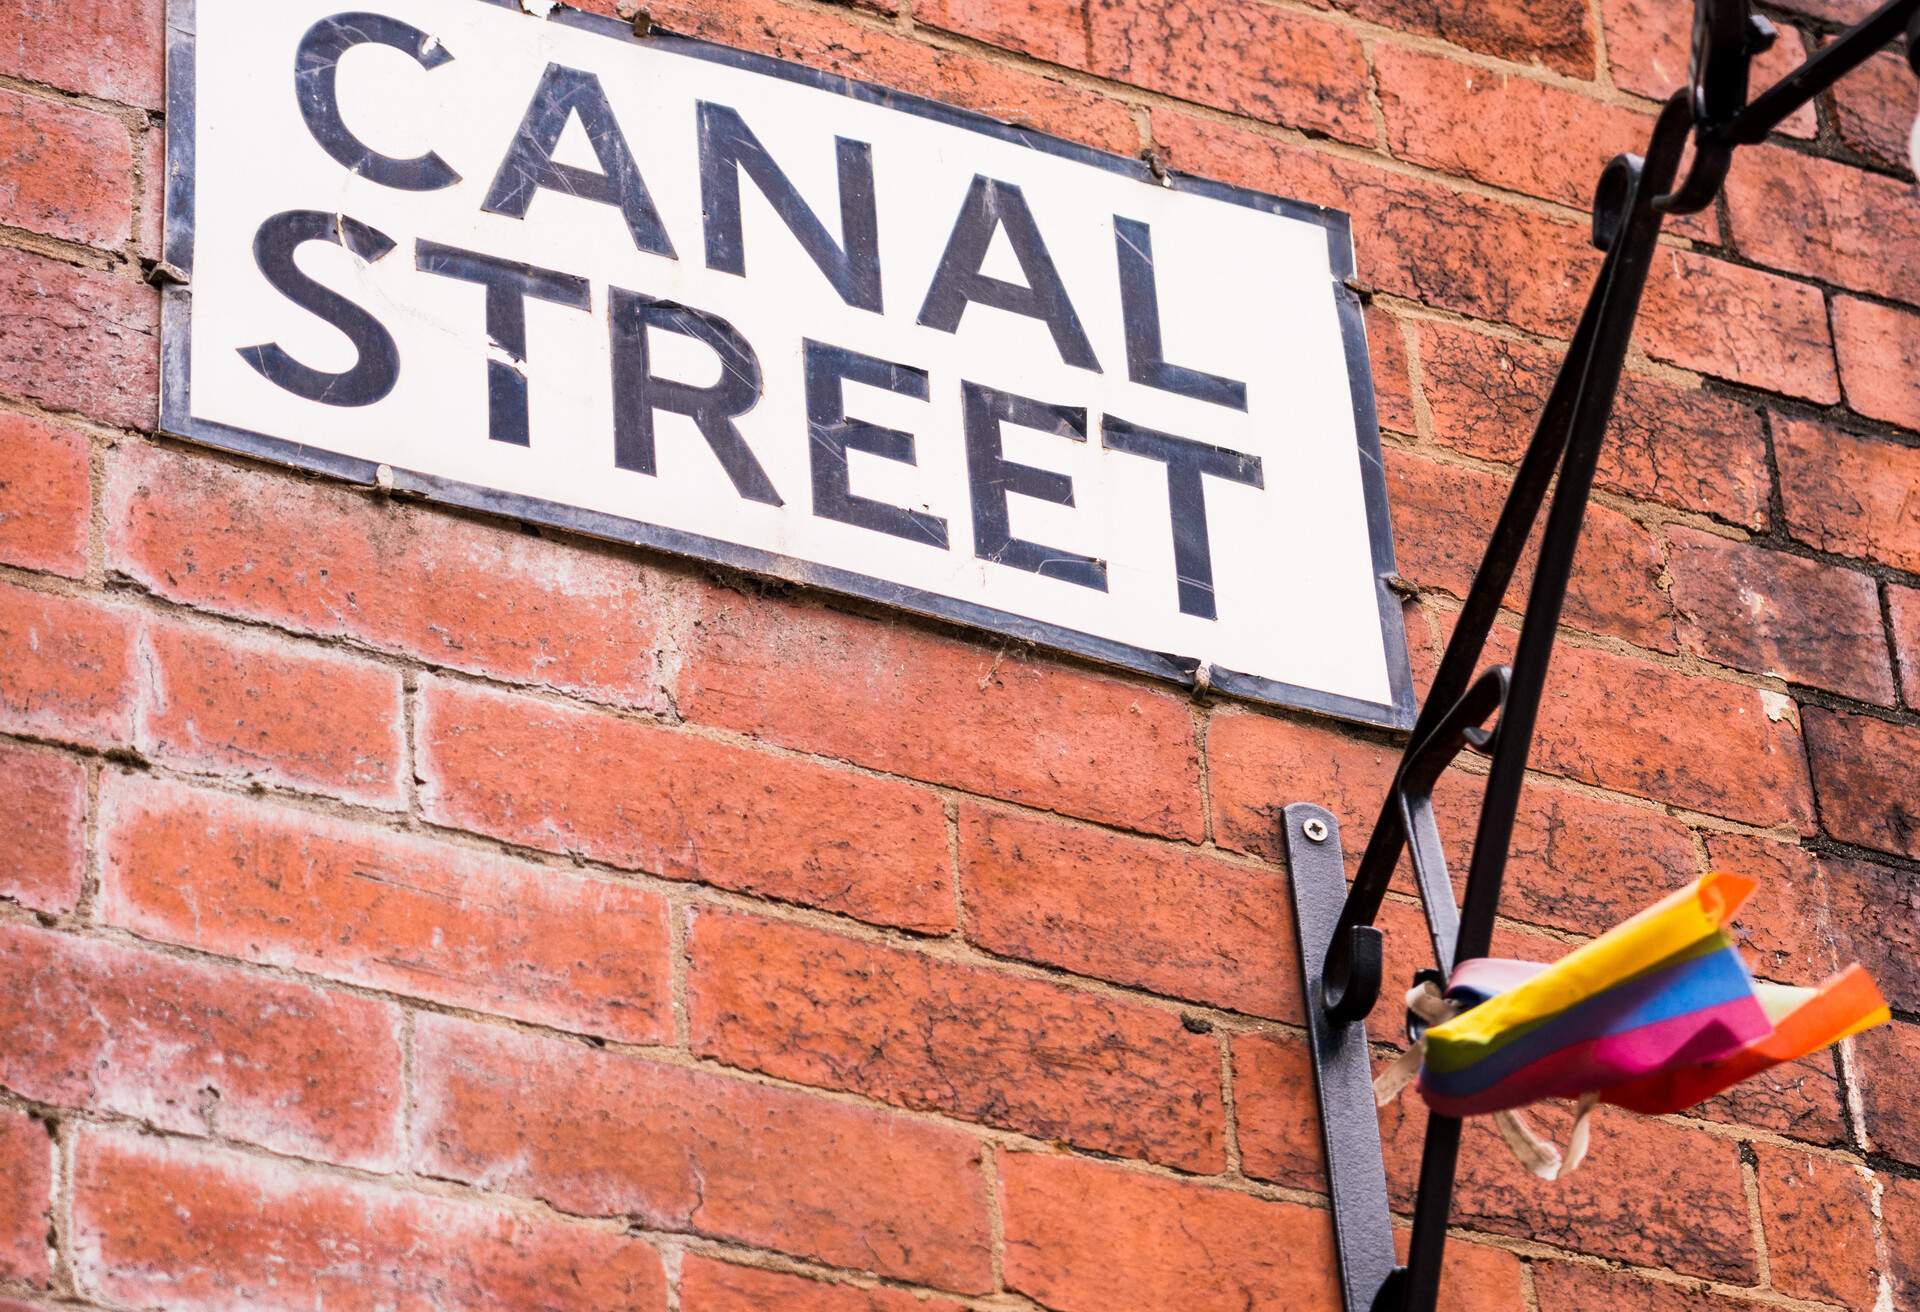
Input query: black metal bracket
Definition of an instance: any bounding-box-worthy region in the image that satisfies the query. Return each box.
[1285,3,1920,1309]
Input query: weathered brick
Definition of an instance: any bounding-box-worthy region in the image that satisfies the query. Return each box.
[1380,1095,1753,1279]
[680,1254,967,1312]
[1884,1174,1920,1308]
[1602,0,1815,137]
[1726,143,1920,302]
[1699,835,1837,989]
[1526,641,1814,828]
[1694,1052,1848,1146]
[958,803,1295,1018]
[0,248,155,430]
[0,581,134,749]
[0,740,86,915]
[0,921,403,1170]
[0,0,165,109]
[1892,584,1920,708]
[134,616,408,807]
[1829,49,1915,171]
[1665,526,1894,703]
[410,1014,993,1291]
[644,0,1138,153]
[417,678,954,932]
[1755,1143,1882,1307]
[100,773,674,1043]
[1768,0,1878,19]
[1822,852,1920,1011]
[105,441,673,711]
[1368,304,1418,436]
[1317,0,1594,76]
[71,1127,668,1312]
[1533,1263,1765,1311]
[673,586,1204,840]
[998,1150,1341,1312]
[1636,247,1838,403]
[1832,295,1920,431]
[0,87,132,248]
[1088,0,1371,143]
[1231,1031,1322,1191]
[1775,416,1920,573]
[0,1107,51,1288]
[1386,446,1678,652]
[1207,707,1397,864]
[0,409,91,579]
[688,909,1225,1170]
[135,122,164,262]
[1416,319,1771,527]
[1376,45,1670,213]
[1390,1233,1529,1312]
[1857,1018,1920,1165]
[914,0,1087,66]
[1804,706,1920,859]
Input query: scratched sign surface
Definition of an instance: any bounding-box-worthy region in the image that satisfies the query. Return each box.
[161,0,1414,726]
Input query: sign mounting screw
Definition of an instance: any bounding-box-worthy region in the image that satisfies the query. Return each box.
[1304,818,1330,844]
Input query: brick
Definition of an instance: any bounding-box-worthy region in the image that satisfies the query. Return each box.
[0,88,132,248]
[1379,1095,1753,1279]
[1602,0,1815,137]
[680,1256,966,1312]
[1317,0,1594,76]
[673,587,1204,840]
[1832,295,1920,431]
[71,1127,667,1312]
[1822,852,1920,1011]
[1156,112,1601,342]
[136,123,164,263]
[0,741,86,915]
[0,1107,51,1287]
[958,803,1296,1019]
[0,921,403,1170]
[1892,585,1920,708]
[1430,773,1702,944]
[0,0,165,109]
[1088,0,1371,143]
[0,581,135,749]
[1390,1233,1528,1312]
[100,773,673,1043]
[1769,0,1878,19]
[1726,144,1920,303]
[0,248,156,430]
[417,677,954,932]
[134,616,407,807]
[1232,1031,1322,1191]
[1666,527,1894,702]
[1637,247,1838,403]
[644,0,1138,154]
[1368,305,1417,436]
[1755,1144,1881,1307]
[1830,49,1915,172]
[1377,45,1669,213]
[411,1014,992,1290]
[688,909,1225,1170]
[1526,641,1814,828]
[1884,1175,1920,1308]
[105,441,672,711]
[1386,446,1677,652]
[1775,416,1920,573]
[1700,835,1837,989]
[0,409,91,578]
[1416,319,1771,527]
[914,0,1087,66]
[1857,1018,1920,1165]
[1533,1264,1764,1311]
[998,1150,1340,1312]
[1804,707,1920,858]
[1695,1053,1848,1146]
[1207,708,1398,864]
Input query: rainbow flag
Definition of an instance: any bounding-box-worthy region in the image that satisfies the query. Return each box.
[1416,873,1888,1120]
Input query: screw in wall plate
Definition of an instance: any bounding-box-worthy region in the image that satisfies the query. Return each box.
[1303,818,1330,844]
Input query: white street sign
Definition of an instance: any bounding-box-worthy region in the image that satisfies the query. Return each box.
[161,0,1415,726]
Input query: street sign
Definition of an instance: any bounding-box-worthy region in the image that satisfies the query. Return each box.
[161,0,1415,728]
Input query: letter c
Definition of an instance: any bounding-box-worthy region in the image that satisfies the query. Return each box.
[296,12,461,191]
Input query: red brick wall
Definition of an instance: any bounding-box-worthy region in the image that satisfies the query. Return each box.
[1,0,1917,1308]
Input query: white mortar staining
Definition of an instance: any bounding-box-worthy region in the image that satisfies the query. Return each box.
[1760,690,1798,724]
[520,0,558,15]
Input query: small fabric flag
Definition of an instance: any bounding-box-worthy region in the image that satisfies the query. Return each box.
[1376,873,1888,1177]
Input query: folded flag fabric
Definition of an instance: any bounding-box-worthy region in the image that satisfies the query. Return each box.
[1403,873,1888,1125]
